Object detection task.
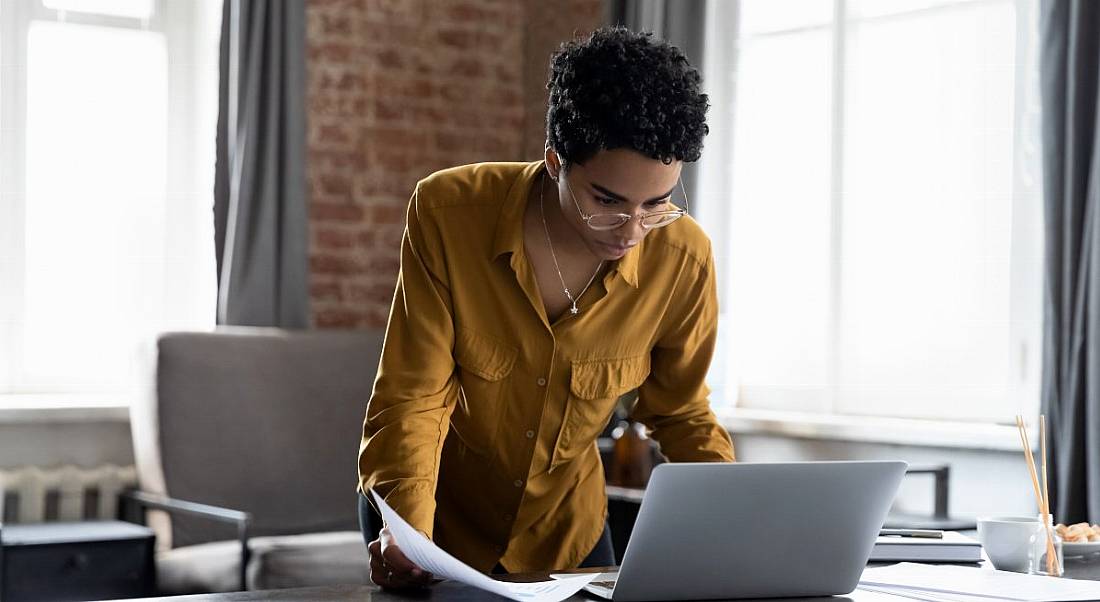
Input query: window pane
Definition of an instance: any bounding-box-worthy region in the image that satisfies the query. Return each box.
[724,31,833,412]
[838,2,1017,420]
[43,0,154,20]
[848,0,990,21]
[740,0,833,36]
[23,21,167,390]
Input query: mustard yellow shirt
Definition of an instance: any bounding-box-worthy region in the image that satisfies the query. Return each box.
[358,160,735,573]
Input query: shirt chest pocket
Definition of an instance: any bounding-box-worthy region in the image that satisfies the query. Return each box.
[452,328,517,456]
[552,353,650,469]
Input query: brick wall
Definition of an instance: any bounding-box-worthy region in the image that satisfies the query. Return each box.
[522,1,607,160]
[307,0,606,328]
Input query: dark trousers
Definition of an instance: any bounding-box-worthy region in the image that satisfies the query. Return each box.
[357,492,615,573]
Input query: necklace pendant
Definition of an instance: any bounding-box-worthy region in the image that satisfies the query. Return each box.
[570,305,579,315]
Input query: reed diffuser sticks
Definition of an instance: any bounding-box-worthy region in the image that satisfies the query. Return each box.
[1016,414,1061,576]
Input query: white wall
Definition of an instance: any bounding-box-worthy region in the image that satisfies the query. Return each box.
[0,419,133,470]
[733,432,1038,519]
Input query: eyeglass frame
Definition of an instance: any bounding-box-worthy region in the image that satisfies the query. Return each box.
[556,156,690,232]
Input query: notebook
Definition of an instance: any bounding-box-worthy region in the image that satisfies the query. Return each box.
[870,531,982,563]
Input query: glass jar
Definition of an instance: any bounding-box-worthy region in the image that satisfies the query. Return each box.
[610,421,653,488]
[1027,514,1064,577]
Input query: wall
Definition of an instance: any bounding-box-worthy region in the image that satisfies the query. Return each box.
[306,0,606,329]
[521,1,607,159]
[733,434,1036,520]
[0,420,133,470]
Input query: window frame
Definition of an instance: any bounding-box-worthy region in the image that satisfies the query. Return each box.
[0,0,216,403]
[699,0,1044,435]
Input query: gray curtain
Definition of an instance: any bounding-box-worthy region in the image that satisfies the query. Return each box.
[214,0,309,327]
[1039,0,1100,523]
[611,0,708,205]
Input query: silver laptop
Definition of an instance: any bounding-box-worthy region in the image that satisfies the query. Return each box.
[581,461,907,601]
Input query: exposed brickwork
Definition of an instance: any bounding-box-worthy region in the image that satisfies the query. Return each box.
[307,0,604,328]
[522,0,608,159]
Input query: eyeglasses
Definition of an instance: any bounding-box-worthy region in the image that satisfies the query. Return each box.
[561,170,690,232]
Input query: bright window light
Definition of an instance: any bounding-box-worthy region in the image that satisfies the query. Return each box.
[1,0,219,403]
[727,31,833,413]
[24,21,168,389]
[703,0,1041,423]
[43,0,154,20]
[839,2,1018,419]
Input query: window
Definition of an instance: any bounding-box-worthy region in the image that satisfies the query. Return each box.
[0,0,219,403]
[698,0,1043,423]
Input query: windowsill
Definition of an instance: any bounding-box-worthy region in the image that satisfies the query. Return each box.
[0,395,130,423]
[716,407,1031,452]
[0,395,1028,450]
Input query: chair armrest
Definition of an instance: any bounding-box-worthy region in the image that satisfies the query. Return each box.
[120,490,251,525]
[119,490,252,592]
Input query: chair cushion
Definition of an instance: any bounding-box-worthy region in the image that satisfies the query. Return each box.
[156,531,370,594]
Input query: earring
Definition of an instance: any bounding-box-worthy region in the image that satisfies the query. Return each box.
[551,151,564,182]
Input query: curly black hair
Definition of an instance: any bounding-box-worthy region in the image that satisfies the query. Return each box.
[545,27,709,167]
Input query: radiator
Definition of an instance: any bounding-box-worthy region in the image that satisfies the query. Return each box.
[0,464,137,523]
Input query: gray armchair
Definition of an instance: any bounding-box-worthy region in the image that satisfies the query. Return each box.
[125,327,382,594]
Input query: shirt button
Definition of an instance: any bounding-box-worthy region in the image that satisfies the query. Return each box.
[525,430,536,439]
[537,377,547,386]
[503,514,512,521]
[513,479,523,488]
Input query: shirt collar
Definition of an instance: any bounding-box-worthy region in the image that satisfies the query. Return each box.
[491,160,640,288]
[491,161,544,262]
[613,242,640,288]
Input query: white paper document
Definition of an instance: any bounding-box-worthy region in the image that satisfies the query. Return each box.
[370,490,598,602]
[860,562,1100,602]
[858,583,1036,602]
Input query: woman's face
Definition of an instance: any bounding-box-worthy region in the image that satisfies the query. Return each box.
[547,147,684,261]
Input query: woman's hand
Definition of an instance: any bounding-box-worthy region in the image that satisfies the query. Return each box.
[368,525,433,589]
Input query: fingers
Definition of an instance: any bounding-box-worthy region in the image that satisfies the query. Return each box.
[370,536,419,589]
[368,527,433,589]
[368,539,389,585]
[380,527,427,576]
[381,527,433,586]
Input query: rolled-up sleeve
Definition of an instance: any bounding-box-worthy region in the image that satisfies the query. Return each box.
[633,248,735,463]
[358,184,459,538]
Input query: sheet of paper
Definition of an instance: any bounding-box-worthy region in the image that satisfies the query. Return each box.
[859,584,1020,602]
[860,562,1100,602]
[370,490,598,602]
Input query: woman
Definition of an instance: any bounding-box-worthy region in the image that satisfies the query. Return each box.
[357,27,735,588]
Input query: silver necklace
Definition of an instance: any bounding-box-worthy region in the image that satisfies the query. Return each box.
[540,172,603,315]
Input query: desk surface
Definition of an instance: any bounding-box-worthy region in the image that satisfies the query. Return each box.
[123,581,890,602]
[121,558,1100,602]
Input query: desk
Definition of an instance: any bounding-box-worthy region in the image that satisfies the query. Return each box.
[122,579,898,601]
[120,558,1100,601]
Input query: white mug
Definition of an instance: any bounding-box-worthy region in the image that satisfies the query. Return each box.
[976,516,1042,572]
